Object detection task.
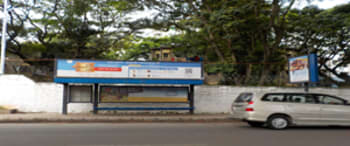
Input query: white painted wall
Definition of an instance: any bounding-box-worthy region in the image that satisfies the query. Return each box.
[0,75,37,111]
[194,86,350,113]
[0,75,63,113]
[1,75,350,114]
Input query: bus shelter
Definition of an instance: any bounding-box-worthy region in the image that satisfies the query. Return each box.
[54,59,203,114]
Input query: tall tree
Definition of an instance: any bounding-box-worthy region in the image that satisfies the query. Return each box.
[1,0,146,80]
[286,4,350,85]
[139,0,302,85]
[24,0,144,59]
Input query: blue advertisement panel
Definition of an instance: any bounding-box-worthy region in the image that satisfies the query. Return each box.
[54,59,203,84]
[308,54,319,83]
[288,54,319,83]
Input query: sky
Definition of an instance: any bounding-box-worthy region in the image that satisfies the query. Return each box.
[296,0,350,9]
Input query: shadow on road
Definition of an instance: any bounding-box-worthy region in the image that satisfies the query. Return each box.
[236,124,350,130]
[288,126,350,130]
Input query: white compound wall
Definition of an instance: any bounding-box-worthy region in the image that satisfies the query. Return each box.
[194,86,350,113]
[1,75,350,114]
[0,75,63,113]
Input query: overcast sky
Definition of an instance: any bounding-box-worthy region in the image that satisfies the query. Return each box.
[297,0,350,9]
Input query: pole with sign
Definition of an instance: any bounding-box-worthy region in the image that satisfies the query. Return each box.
[0,0,8,74]
[288,54,319,92]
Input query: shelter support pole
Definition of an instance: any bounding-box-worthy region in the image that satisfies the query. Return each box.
[93,83,99,114]
[304,82,309,92]
[62,83,68,115]
[189,85,194,114]
[0,0,8,74]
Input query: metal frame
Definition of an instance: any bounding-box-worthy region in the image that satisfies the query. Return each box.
[63,83,195,115]
[0,0,8,74]
[62,83,68,115]
[57,59,200,115]
[189,85,194,114]
[93,83,99,114]
[96,107,193,111]
[94,84,194,114]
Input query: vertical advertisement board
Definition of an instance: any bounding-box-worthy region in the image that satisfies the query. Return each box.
[288,54,319,83]
[289,55,309,83]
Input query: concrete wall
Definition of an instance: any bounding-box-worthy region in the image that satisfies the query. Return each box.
[1,75,350,114]
[194,86,350,113]
[0,75,189,114]
[0,75,63,113]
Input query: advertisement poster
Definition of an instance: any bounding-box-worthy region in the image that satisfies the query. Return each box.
[100,87,129,102]
[56,59,202,80]
[100,86,188,103]
[288,55,309,83]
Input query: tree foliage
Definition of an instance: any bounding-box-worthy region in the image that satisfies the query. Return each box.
[1,0,349,86]
[286,4,350,86]
[1,0,145,80]
[139,0,350,86]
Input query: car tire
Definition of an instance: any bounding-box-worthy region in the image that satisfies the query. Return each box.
[267,115,290,130]
[247,121,264,127]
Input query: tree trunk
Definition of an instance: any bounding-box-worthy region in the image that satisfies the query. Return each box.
[208,33,225,62]
[244,64,252,84]
[259,44,271,85]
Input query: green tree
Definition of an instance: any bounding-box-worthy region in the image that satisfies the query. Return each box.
[25,0,144,59]
[139,0,301,85]
[2,0,145,80]
[286,4,350,86]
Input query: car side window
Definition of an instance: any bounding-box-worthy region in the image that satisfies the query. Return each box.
[262,94,285,102]
[287,94,316,104]
[317,95,345,105]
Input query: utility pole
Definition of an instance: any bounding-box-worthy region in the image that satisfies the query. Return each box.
[0,0,8,75]
[305,48,311,92]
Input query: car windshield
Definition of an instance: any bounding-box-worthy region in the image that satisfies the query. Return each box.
[234,93,253,103]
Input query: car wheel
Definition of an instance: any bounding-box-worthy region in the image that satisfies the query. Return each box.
[267,115,289,130]
[247,121,264,127]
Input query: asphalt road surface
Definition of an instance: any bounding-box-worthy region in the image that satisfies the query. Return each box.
[0,122,349,146]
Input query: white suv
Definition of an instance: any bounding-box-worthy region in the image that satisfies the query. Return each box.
[231,92,350,129]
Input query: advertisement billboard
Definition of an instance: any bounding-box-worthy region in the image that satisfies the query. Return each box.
[54,59,203,84]
[56,59,202,79]
[289,55,309,83]
[288,54,319,83]
[100,86,188,103]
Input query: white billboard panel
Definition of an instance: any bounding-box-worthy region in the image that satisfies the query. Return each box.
[56,59,202,80]
[288,55,309,83]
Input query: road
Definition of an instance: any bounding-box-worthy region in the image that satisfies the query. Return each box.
[0,122,349,146]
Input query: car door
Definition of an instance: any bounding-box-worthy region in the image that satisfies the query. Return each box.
[285,94,322,125]
[316,95,350,125]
